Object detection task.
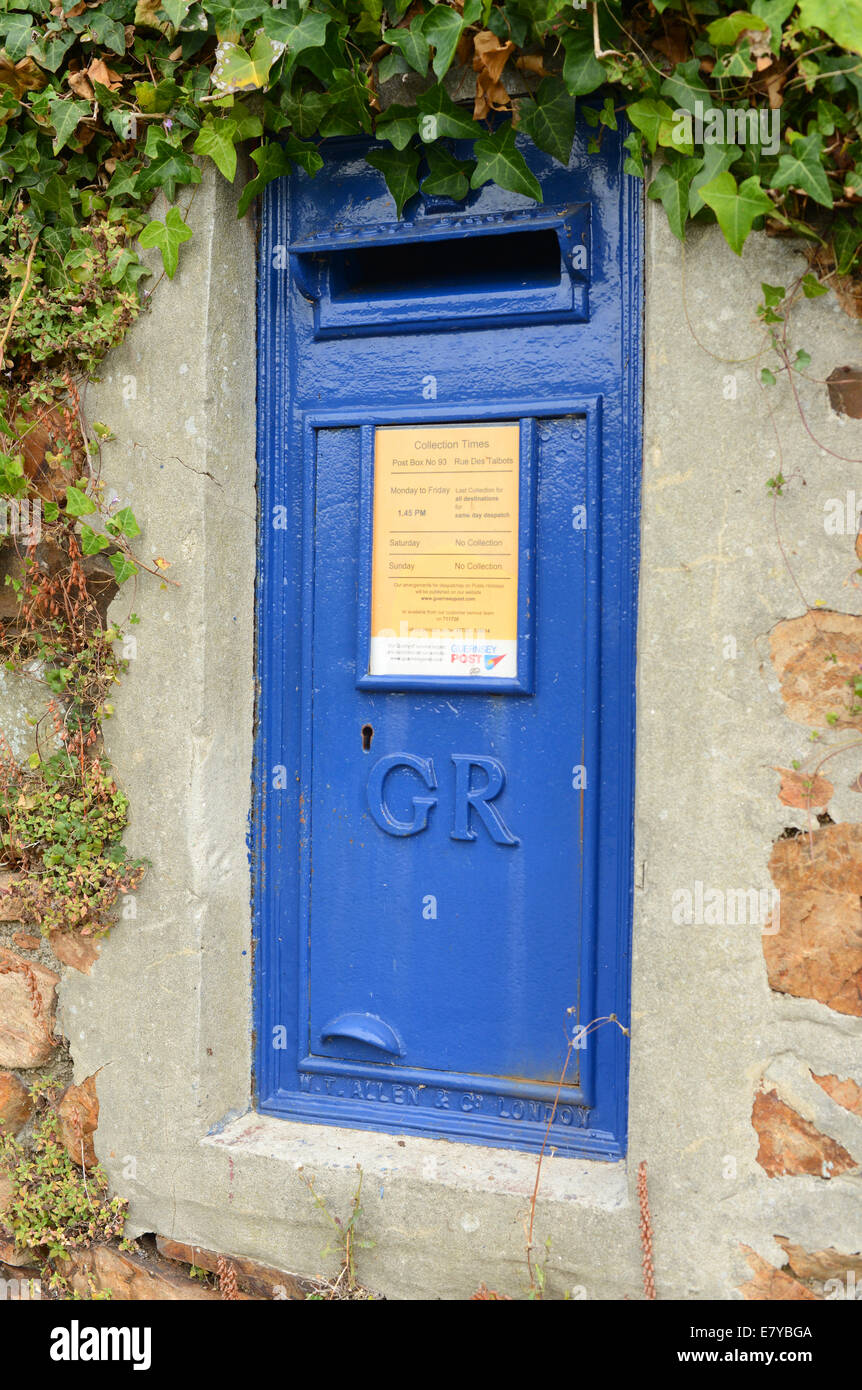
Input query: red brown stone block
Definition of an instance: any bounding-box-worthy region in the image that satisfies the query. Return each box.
[156,1235,308,1300]
[811,1071,862,1119]
[0,949,59,1067]
[762,887,862,1017]
[752,1088,858,1178]
[11,933,40,951]
[769,823,862,895]
[67,1243,238,1301]
[55,1074,99,1170]
[770,611,862,729]
[48,930,100,975]
[0,1072,33,1135]
[775,1237,862,1283]
[774,767,833,811]
[739,1245,820,1301]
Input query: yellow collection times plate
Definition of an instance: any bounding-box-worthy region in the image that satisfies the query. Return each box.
[370,422,519,679]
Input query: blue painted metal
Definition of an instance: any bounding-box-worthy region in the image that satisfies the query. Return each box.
[253,124,642,1159]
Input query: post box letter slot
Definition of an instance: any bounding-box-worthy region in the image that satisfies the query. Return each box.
[289,203,590,337]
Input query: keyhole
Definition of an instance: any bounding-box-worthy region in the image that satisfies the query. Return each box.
[361,723,374,752]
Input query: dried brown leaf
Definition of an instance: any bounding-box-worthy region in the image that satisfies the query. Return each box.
[87,58,123,91]
[472,29,514,83]
[68,69,95,101]
[0,56,48,99]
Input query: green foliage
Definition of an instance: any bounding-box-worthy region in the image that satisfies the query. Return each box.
[300,1164,375,1299]
[0,0,856,369]
[0,752,146,932]
[0,1088,127,1264]
[139,204,193,278]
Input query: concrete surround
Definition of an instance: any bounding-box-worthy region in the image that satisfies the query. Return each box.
[37,168,862,1298]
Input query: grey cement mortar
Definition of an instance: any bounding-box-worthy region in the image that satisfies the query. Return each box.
[0,168,851,1299]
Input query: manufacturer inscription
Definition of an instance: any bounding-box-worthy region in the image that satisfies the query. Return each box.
[299,1073,588,1127]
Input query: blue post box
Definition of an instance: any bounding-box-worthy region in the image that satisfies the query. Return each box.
[254,123,642,1159]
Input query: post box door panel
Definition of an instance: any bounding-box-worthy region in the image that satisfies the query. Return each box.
[309,415,589,1085]
[255,126,641,1159]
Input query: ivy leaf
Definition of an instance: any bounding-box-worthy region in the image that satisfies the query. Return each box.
[281,88,330,139]
[48,97,90,156]
[626,98,676,155]
[207,0,268,40]
[1,13,36,63]
[760,367,777,385]
[377,51,408,83]
[236,141,292,218]
[801,271,829,297]
[623,131,644,179]
[374,103,418,151]
[318,70,373,137]
[415,86,477,142]
[109,553,138,585]
[752,0,798,51]
[420,143,474,200]
[420,4,464,80]
[383,22,429,77]
[138,204,193,279]
[366,141,421,216]
[659,58,711,116]
[107,507,141,539]
[88,10,127,56]
[65,485,96,517]
[262,2,329,54]
[516,78,575,166]
[161,0,191,26]
[193,116,239,181]
[688,142,743,215]
[282,134,322,177]
[28,29,75,73]
[771,131,834,208]
[706,11,769,45]
[29,173,75,225]
[648,155,697,240]
[106,160,142,200]
[136,78,181,113]
[698,171,773,254]
[487,3,527,45]
[212,31,285,95]
[137,140,201,203]
[833,216,862,275]
[827,53,862,104]
[797,0,862,56]
[80,524,110,554]
[561,25,605,96]
[471,124,542,202]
